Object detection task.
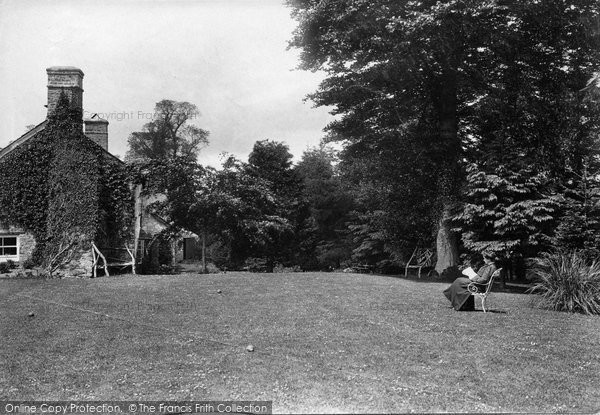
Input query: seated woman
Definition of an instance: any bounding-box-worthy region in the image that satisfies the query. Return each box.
[443,252,497,311]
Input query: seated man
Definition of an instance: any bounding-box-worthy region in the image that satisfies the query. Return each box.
[443,252,497,311]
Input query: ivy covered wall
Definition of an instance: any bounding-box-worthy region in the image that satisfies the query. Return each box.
[0,93,133,274]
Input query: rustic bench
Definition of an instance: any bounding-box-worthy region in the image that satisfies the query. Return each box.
[352,264,374,273]
[404,247,434,278]
[91,242,136,278]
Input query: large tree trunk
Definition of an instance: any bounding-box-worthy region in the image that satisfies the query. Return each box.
[433,67,460,274]
[434,205,459,275]
[201,230,207,274]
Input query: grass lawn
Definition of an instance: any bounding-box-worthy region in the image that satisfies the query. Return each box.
[1,271,599,413]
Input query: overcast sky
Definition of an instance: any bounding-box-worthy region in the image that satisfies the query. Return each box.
[0,0,334,166]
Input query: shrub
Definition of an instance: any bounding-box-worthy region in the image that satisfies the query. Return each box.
[375,259,402,274]
[0,259,18,273]
[528,251,600,315]
[157,264,177,275]
[11,269,48,279]
[138,260,177,275]
[205,262,221,274]
[273,263,302,273]
[22,258,36,269]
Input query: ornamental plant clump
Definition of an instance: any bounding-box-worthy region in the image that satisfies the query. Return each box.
[528,251,600,315]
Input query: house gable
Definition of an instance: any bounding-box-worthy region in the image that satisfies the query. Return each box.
[0,120,48,160]
[0,66,175,273]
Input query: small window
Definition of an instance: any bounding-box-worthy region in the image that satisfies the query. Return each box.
[0,236,19,259]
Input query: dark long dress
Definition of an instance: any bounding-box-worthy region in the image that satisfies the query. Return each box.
[443,264,497,311]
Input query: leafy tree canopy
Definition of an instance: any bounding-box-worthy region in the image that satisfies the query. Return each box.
[125,100,209,163]
[288,0,600,272]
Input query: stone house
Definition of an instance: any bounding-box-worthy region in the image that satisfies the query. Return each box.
[0,67,196,273]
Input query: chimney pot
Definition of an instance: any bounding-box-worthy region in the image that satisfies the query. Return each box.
[84,116,109,151]
[46,66,84,117]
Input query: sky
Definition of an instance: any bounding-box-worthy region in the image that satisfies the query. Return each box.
[0,0,334,166]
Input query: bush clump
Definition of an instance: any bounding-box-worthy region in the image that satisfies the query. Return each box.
[0,260,17,274]
[528,251,600,315]
[273,263,302,273]
[195,262,222,274]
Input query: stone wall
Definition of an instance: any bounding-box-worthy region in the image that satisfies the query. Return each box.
[58,249,94,278]
[18,232,36,263]
[0,223,93,277]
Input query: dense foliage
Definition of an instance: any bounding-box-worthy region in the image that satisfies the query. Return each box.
[295,147,353,269]
[454,164,561,263]
[117,3,600,281]
[553,158,600,260]
[132,152,296,271]
[287,0,600,276]
[454,1,600,271]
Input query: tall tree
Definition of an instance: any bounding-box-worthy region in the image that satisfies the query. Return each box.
[135,154,293,271]
[247,139,300,197]
[339,128,440,263]
[125,100,209,163]
[288,0,600,273]
[295,146,353,269]
[246,140,304,268]
[455,1,600,274]
[287,0,503,273]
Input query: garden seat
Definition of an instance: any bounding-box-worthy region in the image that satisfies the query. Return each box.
[404,247,434,278]
[467,268,502,313]
[353,264,374,273]
[91,243,136,278]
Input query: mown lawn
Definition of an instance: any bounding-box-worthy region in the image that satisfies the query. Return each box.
[1,271,599,413]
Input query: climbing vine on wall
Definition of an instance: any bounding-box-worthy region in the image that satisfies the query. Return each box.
[0,129,53,256]
[97,156,135,247]
[0,93,133,266]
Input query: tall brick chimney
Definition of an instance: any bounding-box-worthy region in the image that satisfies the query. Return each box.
[84,115,109,151]
[46,66,84,117]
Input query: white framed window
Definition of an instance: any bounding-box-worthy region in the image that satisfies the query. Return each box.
[0,236,19,262]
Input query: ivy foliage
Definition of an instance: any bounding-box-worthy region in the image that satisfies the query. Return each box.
[0,93,133,266]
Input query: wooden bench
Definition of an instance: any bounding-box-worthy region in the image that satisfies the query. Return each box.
[91,242,136,278]
[352,264,374,274]
[404,247,434,278]
[467,268,502,313]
